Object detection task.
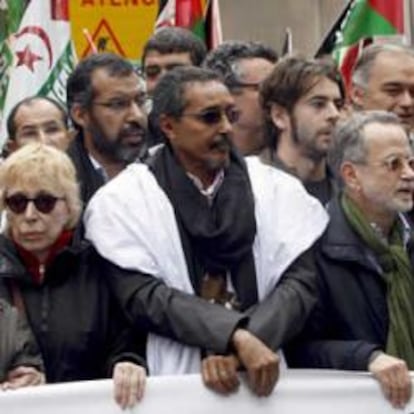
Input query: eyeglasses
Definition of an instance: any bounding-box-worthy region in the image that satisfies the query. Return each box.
[4,192,65,214]
[369,155,414,173]
[92,93,149,112]
[382,156,414,173]
[142,63,187,79]
[181,106,241,125]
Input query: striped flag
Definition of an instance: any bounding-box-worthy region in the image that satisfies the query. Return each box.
[317,0,404,88]
[0,0,76,146]
[155,0,222,49]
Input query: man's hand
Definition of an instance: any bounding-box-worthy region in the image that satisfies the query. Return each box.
[368,352,412,409]
[231,329,279,396]
[202,354,240,395]
[1,366,45,390]
[112,361,146,410]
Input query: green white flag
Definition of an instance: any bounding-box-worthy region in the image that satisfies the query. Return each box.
[0,0,76,146]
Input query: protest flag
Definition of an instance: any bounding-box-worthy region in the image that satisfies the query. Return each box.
[155,0,222,49]
[0,0,76,147]
[316,0,404,88]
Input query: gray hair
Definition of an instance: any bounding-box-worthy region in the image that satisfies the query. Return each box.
[328,110,402,184]
[352,43,414,89]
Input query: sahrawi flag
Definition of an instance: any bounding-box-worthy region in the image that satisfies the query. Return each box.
[0,0,76,146]
[329,0,404,88]
[155,0,222,49]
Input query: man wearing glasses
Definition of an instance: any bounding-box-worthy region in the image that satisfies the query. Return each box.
[286,111,414,409]
[85,67,328,396]
[259,56,344,206]
[204,41,277,156]
[66,53,148,204]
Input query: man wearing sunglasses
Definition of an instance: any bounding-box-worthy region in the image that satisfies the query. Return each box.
[66,53,148,205]
[204,41,277,156]
[286,111,414,409]
[260,56,344,206]
[85,67,328,396]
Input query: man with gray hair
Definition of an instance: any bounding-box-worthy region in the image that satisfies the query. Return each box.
[350,43,414,133]
[286,110,414,409]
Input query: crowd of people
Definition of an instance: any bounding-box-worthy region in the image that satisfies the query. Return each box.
[0,26,414,410]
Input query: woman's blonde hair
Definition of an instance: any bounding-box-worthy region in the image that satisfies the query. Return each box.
[0,143,82,229]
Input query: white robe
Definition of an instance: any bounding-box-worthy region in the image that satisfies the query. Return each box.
[84,156,329,375]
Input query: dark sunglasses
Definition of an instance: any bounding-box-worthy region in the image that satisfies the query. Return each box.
[181,106,241,125]
[5,192,65,214]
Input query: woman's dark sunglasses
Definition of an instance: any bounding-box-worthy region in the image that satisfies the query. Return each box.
[5,192,64,214]
[181,106,241,125]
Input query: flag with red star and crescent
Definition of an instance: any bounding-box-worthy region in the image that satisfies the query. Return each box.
[0,0,76,147]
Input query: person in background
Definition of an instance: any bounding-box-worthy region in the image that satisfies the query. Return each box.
[350,43,414,135]
[204,41,277,155]
[0,143,147,409]
[66,53,148,205]
[141,27,207,148]
[141,26,207,96]
[259,56,344,205]
[4,96,72,156]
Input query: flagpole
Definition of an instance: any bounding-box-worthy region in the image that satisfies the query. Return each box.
[403,0,412,45]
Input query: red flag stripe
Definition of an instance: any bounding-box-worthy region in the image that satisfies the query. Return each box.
[368,0,404,32]
[176,0,203,28]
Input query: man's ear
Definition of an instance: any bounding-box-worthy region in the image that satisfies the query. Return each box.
[158,114,177,143]
[270,103,290,132]
[341,161,361,192]
[70,103,88,129]
[349,83,365,109]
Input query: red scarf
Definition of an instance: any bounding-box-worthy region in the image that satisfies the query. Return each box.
[14,230,73,284]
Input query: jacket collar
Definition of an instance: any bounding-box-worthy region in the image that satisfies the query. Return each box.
[320,195,382,273]
[0,225,90,285]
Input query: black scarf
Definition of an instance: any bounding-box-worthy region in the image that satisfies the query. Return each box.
[149,145,258,309]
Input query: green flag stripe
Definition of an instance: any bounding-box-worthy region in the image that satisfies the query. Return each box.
[341,3,398,46]
[0,43,13,110]
[38,41,76,105]
[192,19,205,41]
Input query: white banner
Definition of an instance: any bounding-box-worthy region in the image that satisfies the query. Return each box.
[0,370,413,414]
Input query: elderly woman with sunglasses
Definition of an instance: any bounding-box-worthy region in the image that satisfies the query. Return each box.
[0,143,146,409]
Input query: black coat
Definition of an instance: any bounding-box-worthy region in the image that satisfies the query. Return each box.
[0,234,145,383]
[285,196,401,370]
[67,133,105,206]
[0,298,43,381]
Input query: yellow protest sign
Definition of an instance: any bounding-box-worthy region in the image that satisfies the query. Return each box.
[70,0,158,62]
